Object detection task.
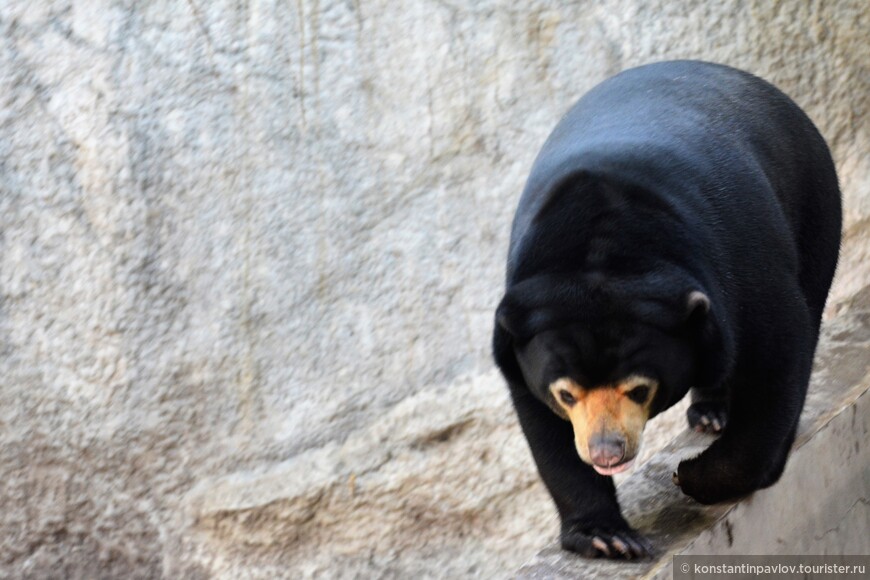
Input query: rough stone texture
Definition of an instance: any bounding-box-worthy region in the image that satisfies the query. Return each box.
[182,372,686,578]
[518,286,870,579]
[0,1,867,578]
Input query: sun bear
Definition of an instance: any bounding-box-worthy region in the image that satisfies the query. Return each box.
[492,61,841,559]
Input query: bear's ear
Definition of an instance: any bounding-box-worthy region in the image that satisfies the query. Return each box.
[683,289,713,338]
[492,316,525,387]
[686,290,711,323]
[493,283,566,387]
[493,293,544,387]
[495,296,523,337]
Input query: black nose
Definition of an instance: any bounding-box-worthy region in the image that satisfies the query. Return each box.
[589,434,626,467]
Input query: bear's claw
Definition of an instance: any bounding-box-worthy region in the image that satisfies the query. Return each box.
[562,525,653,559]
[687,402,728,434]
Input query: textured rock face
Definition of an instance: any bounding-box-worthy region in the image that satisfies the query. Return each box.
[0,1,867,578]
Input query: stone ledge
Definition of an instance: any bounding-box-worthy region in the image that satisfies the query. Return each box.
[517,286,870,579]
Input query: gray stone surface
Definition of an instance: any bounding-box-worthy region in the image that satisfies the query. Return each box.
[518,287,870,579]
[0,1,867,578]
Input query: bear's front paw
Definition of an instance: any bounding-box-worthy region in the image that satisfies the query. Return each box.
[686,401,727,434]
[560,521,653,559]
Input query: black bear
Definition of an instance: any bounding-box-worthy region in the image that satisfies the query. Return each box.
[492,61,841,559]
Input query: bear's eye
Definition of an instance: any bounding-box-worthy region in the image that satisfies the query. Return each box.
[558,389,576,406]
[627,385,650,404]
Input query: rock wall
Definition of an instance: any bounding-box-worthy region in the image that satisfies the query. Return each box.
[0,1,867,578]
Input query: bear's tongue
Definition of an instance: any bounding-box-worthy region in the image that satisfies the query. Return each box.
[592,458,635,476]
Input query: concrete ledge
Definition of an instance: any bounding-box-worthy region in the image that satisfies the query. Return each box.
[517,287,870,579]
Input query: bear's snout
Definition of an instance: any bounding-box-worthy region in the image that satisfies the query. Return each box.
[588,433,626,468]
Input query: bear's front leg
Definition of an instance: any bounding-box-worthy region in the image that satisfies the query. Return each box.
[509,384,652,559]
[687,385,728,434]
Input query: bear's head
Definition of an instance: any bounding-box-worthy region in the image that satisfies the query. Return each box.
[494,271,729,475]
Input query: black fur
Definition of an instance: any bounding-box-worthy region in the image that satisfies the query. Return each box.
[492,61,841,558]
